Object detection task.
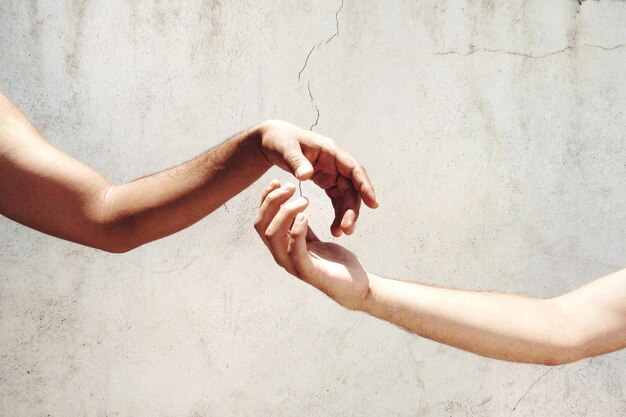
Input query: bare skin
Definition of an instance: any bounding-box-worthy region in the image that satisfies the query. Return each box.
[255,180,626,365]
[0,92,377,252]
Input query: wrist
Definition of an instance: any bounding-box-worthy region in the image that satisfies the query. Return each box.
[358,272,382,313]
[249,121,273,170]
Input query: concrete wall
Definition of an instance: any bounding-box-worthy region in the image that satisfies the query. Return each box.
[1,0,625,415]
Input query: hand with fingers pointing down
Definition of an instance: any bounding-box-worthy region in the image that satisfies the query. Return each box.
[258,120,378,237]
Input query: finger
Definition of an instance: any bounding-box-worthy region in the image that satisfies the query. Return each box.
[330,201,343,238]
[264,196,309,274]
[326,176,360,236]
[334,151,378,209]
[254,182,296,242]
[259,179,281,206]
[352,165,378,208]
[283,142,314,180]
[341,209,358,235]
[287,213,316,279]
[337,176,360,235]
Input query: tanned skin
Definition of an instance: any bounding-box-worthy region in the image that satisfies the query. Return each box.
[0,92,377,253]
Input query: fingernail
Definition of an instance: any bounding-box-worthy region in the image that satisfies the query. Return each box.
[295,166,312,178]
[296,213,306,223]
[282,182,295,191]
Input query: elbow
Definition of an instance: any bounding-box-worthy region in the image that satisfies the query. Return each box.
[531,299,593,366]
[535,343,589,366]
[94,219,147,253]
[95,238,138,254]
[85,214,144,254]
[86,190,145,253]
[535,350,580,366]
[83,227,141,253]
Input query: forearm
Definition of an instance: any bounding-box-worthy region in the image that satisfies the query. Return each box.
[1,89,271,252]
[99,125,271,251]
[362,274,579,365]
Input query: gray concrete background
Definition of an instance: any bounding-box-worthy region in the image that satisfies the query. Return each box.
[1,0,625,415]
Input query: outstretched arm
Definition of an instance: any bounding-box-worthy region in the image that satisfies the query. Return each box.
[254,181,626,365]
[363,270,626,365]
[0,92,377,252]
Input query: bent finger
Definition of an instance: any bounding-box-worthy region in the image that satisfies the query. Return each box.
[287,213,316,280]
[264,197,309,273]
[259,179,281,206]
[254,182,296,240]
[337,176,360,235]
[334,151,378,209]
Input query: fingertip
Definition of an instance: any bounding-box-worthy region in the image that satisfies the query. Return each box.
[295,164,314,180]
[359,184,379,208]
[341,221,356,235]
[340,210,357,235]
[294,196,309,210]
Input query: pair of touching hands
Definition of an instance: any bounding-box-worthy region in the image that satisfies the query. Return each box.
[255,121,377,311]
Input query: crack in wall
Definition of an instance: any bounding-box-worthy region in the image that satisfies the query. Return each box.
[435,43,625,58]
[435,46,572,59]
[508,366,563,416]
[307,81,320,130]
[325,0,344,45]
[298,0,344,131]
[298,44,320,82]
[584,43,625,51]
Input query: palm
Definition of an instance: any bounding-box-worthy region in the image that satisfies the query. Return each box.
[303,240,369,310]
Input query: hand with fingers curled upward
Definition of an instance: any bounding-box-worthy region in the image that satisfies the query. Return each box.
[254,179,626,365]
[254,180,370,311]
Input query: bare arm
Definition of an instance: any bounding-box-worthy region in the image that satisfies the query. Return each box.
[0,93,377,252]
[254,182,626,365]
[363,270,626,365]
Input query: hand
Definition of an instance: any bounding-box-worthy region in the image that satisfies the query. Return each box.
[256,120,378,237]
[254,180,370,310]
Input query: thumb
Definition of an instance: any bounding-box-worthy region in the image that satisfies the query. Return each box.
[288,213,315,278]
[284,144,314,180]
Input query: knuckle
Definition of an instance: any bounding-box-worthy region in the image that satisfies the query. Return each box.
[325,142,339,154]
[265,192,280,205]
[286,153,305,166]
[278,204,296,217]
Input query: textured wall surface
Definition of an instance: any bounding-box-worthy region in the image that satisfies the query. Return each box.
[1,0,625,416]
